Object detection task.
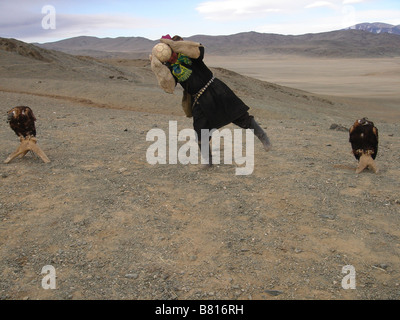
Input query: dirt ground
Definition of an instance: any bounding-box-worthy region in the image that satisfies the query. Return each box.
[0,48,399,300]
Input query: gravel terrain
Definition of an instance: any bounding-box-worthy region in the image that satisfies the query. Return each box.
[0,43,399,300]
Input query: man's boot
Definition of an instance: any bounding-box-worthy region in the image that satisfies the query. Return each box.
[250,118,272,152]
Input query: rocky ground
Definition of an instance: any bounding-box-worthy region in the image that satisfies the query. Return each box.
[0,44,399,300]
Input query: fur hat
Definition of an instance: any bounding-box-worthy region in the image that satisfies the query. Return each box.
[150,39,202,94]
[150,43,175,94]
[152,43,172,63]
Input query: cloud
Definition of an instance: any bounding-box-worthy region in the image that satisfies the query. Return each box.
[196,0,373,21]
[305,1,338,9]
[0,0,166,42]
[256,6,400,35]
[196,0,307,20]
[0,10,161,42]
[56,13,151,32]
[351,9,400,25]
[2,0,398,42]
[342,0,365,4]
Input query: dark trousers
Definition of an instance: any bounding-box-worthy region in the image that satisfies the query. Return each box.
[193,108,254,144]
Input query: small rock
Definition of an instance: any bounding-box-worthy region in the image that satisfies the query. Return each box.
[125,273,138,279]
[320,214,336,220]
[330,124,348,132]
[264,290,283,297]
[374,264,388,270]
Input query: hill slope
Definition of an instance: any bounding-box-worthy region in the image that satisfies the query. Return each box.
[1,37,340,119]
[35,29,400,58]
[187,30,400,57]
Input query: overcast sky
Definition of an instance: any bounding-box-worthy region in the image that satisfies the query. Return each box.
[1,0,399,43]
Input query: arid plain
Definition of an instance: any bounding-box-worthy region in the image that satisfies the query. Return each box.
[0,38,399,300]
[207,55,400,119]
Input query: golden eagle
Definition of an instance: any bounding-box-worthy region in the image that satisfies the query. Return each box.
[349,118,379,173]
[5,106,50,164]
[7,106,37,138]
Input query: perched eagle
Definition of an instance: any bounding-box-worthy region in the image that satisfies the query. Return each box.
[7,106,37,138]
[349,118,379,173]
[5,106,50,164]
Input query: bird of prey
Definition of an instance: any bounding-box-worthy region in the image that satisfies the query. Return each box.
[349,118,378,174]
[5,106,50,164]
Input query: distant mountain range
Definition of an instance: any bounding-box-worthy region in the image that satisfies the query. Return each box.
[32,23,400,59]
[345,22,400,35]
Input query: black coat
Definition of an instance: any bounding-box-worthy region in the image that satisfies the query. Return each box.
[168,47,249,130]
